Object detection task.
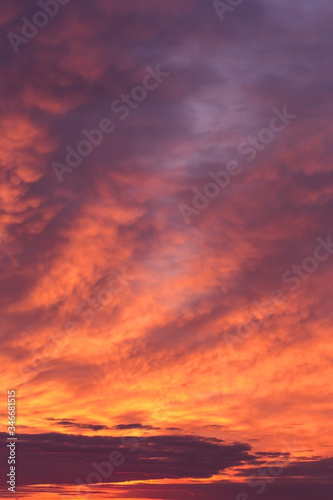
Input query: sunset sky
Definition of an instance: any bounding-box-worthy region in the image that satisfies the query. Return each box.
[1,0,333,499]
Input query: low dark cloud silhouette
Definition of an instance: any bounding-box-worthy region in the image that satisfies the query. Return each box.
[0,432,255,486]
[47,418,110,431]
[112,423,160,430]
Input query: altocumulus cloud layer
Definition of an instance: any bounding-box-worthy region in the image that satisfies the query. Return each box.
[0,0,333,499]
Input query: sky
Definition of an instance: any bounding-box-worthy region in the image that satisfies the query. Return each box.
[0,0,333,498]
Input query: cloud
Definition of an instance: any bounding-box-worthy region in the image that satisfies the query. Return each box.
[112,423,160,430]
[0,0,332,498]
[0,432,255,487]
[47,418,110,431]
